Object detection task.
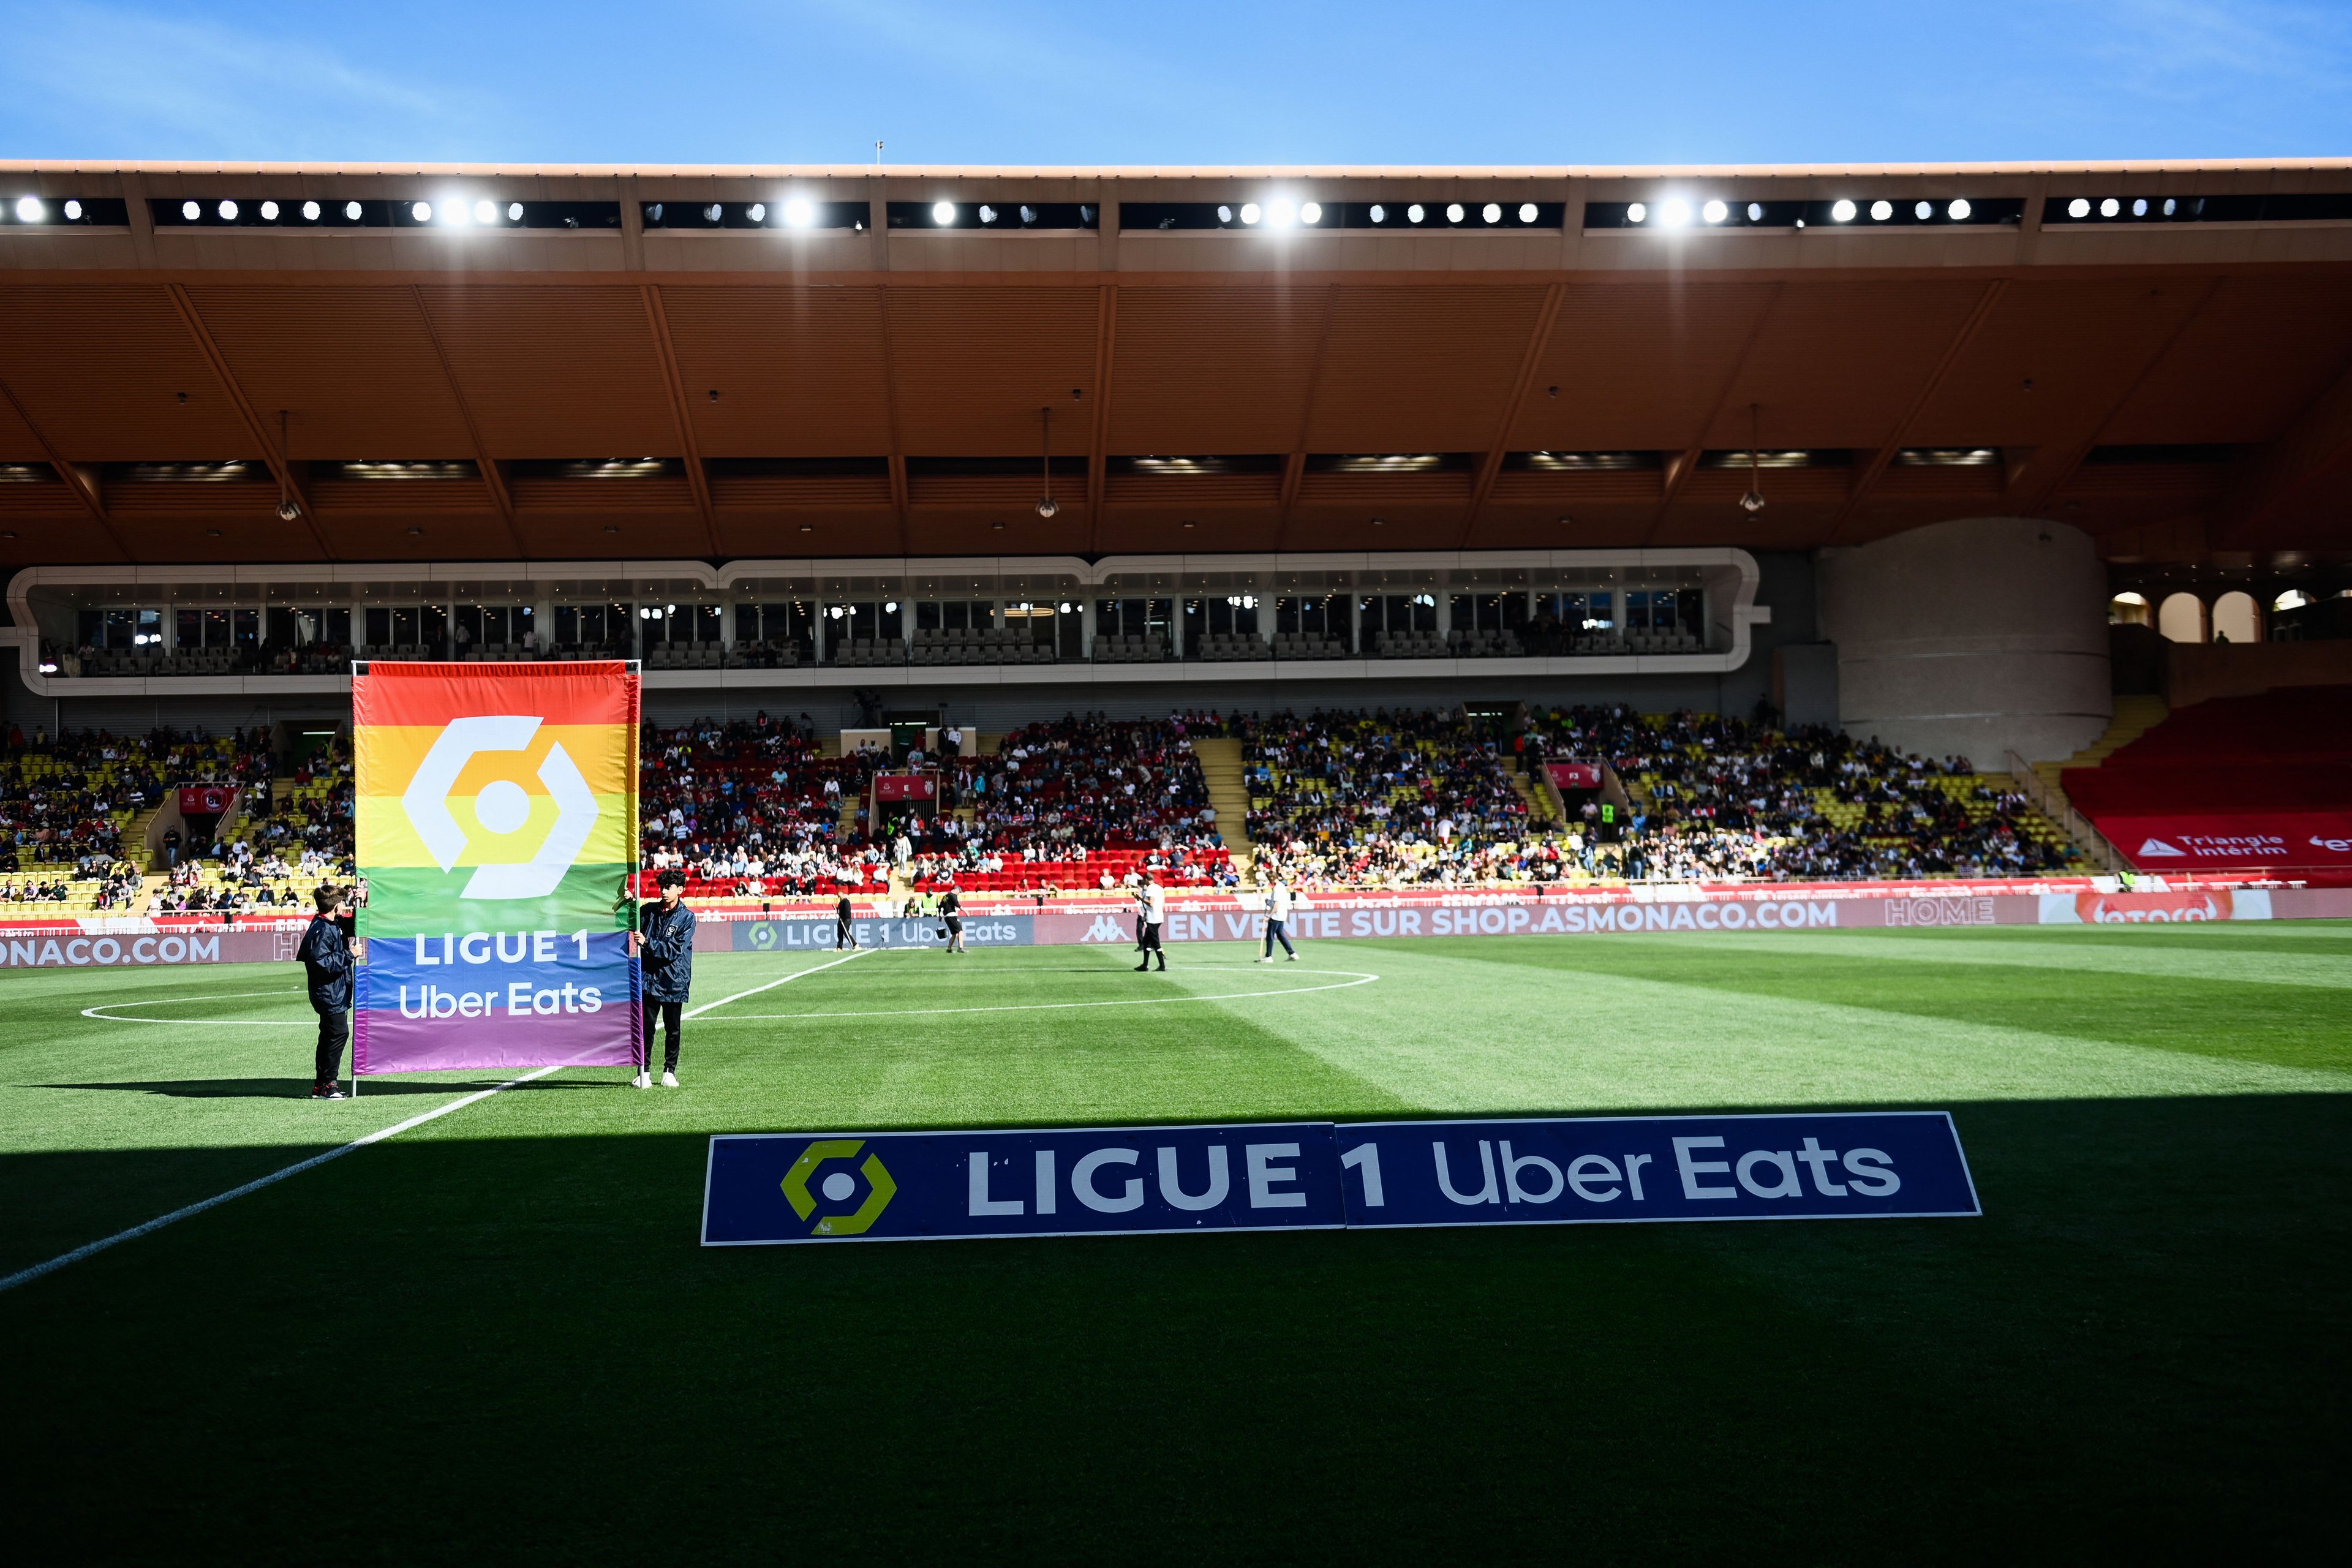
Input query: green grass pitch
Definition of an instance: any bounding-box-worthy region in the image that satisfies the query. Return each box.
[3,925,2347,1561]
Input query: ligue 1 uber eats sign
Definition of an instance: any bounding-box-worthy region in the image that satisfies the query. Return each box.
[703,1112,1980,1244]
[353,662,642,1074]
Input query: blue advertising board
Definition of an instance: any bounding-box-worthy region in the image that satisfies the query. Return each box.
[730,916,1033,952]
[701,1111,1977,1246]
[703,1121,1348,1245]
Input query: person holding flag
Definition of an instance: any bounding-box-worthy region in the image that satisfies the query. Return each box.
[296,883,363,1099]
[634,868,695,1089]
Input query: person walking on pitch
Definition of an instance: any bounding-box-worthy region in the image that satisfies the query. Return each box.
[1133,872,1167,972]
[635,868,695,1088]
[295,883,363,1099]
[941,885,966,953]
[834,891,858,951]
[1258,873,1301,962]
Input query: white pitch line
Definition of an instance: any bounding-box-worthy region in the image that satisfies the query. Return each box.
[6,945,873,1295]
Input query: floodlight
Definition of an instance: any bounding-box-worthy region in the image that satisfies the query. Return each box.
[884,601,899,612]
[1914,200,1931,219]
[508,202,524,221]
[345,201,363,221]
[2162,197,2176,216]
[1869,199,1892,221]
[1445,202,1464,222]
[932,200,954,224]
[1482,202,1501,222]
[2068,197,2090,217]
[1058,601,1072,613]
[1240,202,1262,224]
[63,199,81,220]
[1626,202,1647,224]
[1702,199,1727,224]
[477,200,497,224]
[412,201,432,222]
[443,199,468,224]
[783,197,814,227]
[1216,205,1233,223]
[1747,202,1763,221]
[1020,204,1037,222]
[979,204,997,222]
[1948,198,1970,220]
[182,200,200,221]
[2100,197,2119,217]
[1659,198,1691,227]
[1407,203,1425,223]
[1520,202,1538,222]
[1267,197,1295,227]
[2132,197,2147,217]
[302,200,321,221]
[13,197,40,222]
[1370,204,1386,222]
[1301,202,1322,224]
[1831,199,1856,222]
[219,199,239,220]
[260,200,279,221]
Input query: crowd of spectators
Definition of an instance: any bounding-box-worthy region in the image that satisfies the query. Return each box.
[0,723,275,882]
[636,713,883,894]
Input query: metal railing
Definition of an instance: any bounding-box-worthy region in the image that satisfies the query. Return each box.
[2005,749,2124,872]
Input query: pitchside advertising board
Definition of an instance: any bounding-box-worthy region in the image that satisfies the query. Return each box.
[2100,813,2352,873]
[352,662,643,1074]
[702,1112,1979,1245]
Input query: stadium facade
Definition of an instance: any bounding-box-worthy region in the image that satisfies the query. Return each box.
[1,159,2346,762]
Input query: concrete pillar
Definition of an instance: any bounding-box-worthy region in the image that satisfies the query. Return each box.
[1816,516,2112,767]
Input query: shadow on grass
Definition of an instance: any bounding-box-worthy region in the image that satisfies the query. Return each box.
[36,1076,621,1099]
[0,1092,2345,1561]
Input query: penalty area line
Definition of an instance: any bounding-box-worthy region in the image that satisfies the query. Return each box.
[1,946,873,1296]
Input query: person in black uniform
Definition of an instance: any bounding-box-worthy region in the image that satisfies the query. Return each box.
[834,891,858,951]
[940,884,965,954]
[295,883,362,1099]
[635,868,695,1088]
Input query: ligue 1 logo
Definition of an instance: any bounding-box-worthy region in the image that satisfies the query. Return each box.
[780,1140,898,1236]
[402,715,600,900]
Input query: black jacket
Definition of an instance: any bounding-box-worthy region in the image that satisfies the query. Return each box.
[640,900,696,1003]
[296,914,355,1012]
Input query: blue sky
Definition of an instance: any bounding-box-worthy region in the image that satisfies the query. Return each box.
[0,1,2345,165]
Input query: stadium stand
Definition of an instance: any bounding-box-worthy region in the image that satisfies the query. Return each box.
[2062,688,2352,818]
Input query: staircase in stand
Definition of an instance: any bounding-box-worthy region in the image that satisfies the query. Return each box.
[1191,736,1255,876]
[2033,695,2170,796]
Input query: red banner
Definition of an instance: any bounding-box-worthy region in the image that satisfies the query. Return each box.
[177,785,236,816]
[2094,812,2352,871]
[875,774,936,801]
[1547,762,1605,791]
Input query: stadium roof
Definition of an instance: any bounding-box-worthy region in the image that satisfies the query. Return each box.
[0,159,2347,569]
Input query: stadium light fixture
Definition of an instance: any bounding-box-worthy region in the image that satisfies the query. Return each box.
[13,197,40,222]
[1870,199,1893,221]
[1747,202,1763,221]
[1240,202,1262,225]
[1408,203,1425,224]
[182,200,200,221]
[1659,198,1691,227]
[1949,198,1971,220]
[302,200,321,221]
[2068,197,2090,218]
[703,203,722,223]
[978,203,997,223]
[1020,204,1038,223]
[783,197,815,227]
[1702,199,1728,224]
[63,199,81,219]
[747,202,767,223]
[478,200,498,224]
[1482,202,1501,223]
[1216,204,1233,224]
[260,200,279,221]
[2132,197,2149,217]
[1914,200,1931,220]
[412,202,432,222]
[1446,202,1465,222]
[1369,203,1387,223]
[932,201,954,225]
[442,200,469,225]
[1301,201,1322,224]
[1266,197,1295,227]
[2100,197,2120,217]
[345,201,363,221]
[1626,202,1648,224]
[1831,198,1857,222]
[219,199,239,221]
[508,202,524,221]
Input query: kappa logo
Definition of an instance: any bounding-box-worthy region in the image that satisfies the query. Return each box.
[1083,914,1128,943]
[402,715,600,900]
[780,1139,897,1236]
[2136,837,2187,858]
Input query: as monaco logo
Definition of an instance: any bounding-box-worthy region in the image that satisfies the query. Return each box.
[2074,891,2233,924]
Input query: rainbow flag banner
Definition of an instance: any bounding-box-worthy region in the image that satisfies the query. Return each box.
[353,662,641,1074]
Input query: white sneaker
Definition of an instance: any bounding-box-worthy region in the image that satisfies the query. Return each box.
[632,1071,650,1089]
[660,1071,679,1088]
[1257,956,1273,963]
[1287,953,1300,960]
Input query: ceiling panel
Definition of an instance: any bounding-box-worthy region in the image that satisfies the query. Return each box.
[418,287,677,459]
[1906,280,2206,449]
[662,285,895,458]
[2100,277,2352,446]
[186,285,477,459]
[885,286,1101,455]
[1703,280,1988,450]
[0,285,257,460]
[1106,286,1327,454]
[1512,281,1780,452]
[1303,285,1549,453]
